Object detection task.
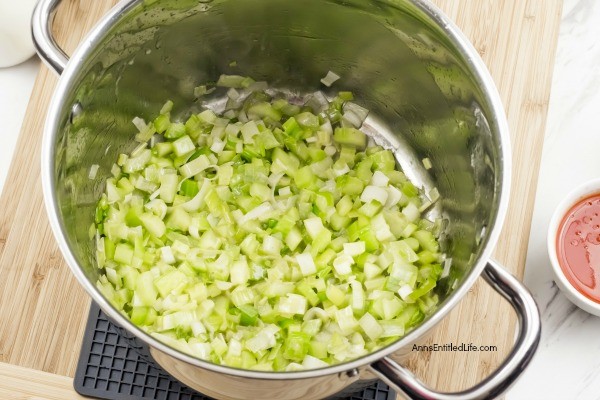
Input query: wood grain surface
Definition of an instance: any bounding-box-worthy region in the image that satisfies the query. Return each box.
[0,0,562,397]
[0,362,85,400]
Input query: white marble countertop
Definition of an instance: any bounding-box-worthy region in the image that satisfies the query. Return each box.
[509,0,600,398]
[0,57,39,192]
[0,0,595,398]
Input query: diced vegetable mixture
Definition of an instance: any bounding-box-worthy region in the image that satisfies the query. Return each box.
[92,75,443,371]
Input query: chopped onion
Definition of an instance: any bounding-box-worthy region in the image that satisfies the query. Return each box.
[238,202,273,225]
[333,254,354,275]
[361,186,388,205]
[131,142,148,157]
[305,91,329,113]
[320,71,340,87]
[193,85,215,97]
[210,139,226,153]
[132,117,147,132]
[296,253,317,276]
[385,185,403,208]
[402,203,420,222]
[371,171,389,187]
[441,257,452,278]
[324,145,337,156]
[227,88,240,100]
[88,164,99,179]
[160,246,176,264]
[343,241,366,257]
[422,157,432,170]
[397,285,413,301]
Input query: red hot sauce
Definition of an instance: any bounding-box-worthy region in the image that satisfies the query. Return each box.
[557,194,600,302]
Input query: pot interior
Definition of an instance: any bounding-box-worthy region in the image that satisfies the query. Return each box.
[49,0,506,366]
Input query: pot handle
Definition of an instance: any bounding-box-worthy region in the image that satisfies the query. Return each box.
[31,0,68,75]
[368,259,541,400]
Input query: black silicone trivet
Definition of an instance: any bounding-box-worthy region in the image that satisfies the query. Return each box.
[74,303,396,400]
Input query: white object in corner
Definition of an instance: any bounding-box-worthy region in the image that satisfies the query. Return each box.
[0,0,39,68]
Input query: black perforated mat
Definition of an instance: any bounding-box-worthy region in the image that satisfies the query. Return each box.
[74,303,396,400]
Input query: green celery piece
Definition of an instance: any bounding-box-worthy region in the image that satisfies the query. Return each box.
[154,269,188,298]
[335,195,353,216]
[309,340,328,359]
[117,177,135,194]
[316,249,336,268]
[130,306,156,326]
[283,332,310,362]
[248,102,283,121]
[333,127,367,149]
[185,114,204,140]
[330,212,352,231]
[383,211,409,239]
[296,281,320,307]
[165,122,186,139]
[282,117,303,138]
[153,142,173,157]
[140,213,166,238]
[257,130,281,150]
[271,147,300,176]
[337,91,354,101]
[180,179,199,197]
[294,166,316,189]
[217,74,255,88]
[238,305,259,326]
[387,170,407,185]
[417,251,438,265]
[336,175,364,196]
[308,147,327,162]
[94,195,108,223]
[241,145,263,161]
[369,149,396,171]
[311,229,332,255]
[283,136,309,161]
[188,147,211,162]
[398,304,425,328]
[359,229,380,252]
[114,243,134,265]
[408,279,437,302]
[401,181,419,198]
[273,212,298,235]
[165,207,191,232]
[218,150,237,164]
[125,208,142,227]
[104,237,115,260]
[295,112,320,129]
[154,113,171,133]
[413,230,439,253]
[136,272,158,306]
[418,263,443,282]
[355,158,373,183]
[338,146,356,167]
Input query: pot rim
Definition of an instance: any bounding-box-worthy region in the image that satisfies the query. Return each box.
[41,0,511,380]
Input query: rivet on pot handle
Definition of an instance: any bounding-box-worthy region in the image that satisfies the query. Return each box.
[368,259,541,400]
[32,0,68,75]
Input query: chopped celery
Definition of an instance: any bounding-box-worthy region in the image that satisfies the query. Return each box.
[333,127,367,149]
[93,75,443,372]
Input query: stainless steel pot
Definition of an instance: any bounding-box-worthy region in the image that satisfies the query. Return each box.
[34,0,541,398]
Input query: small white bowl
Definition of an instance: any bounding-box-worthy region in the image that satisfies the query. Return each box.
[548,178,600,316]
[0,0,38,68]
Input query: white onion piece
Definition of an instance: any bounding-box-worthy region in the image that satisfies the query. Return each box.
[320,71,340,87]
[88,164,99,179]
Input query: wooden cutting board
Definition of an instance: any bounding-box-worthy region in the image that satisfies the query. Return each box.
[0,0,562,397]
